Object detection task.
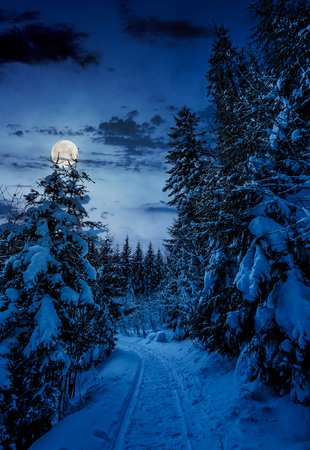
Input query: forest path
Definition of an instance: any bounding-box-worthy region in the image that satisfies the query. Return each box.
[114,334,210,450]
[29,332,308,450]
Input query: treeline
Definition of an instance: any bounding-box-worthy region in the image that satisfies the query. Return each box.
[90,235,165,301]
[162,0,310,405]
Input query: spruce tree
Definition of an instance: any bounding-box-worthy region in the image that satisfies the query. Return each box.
[132,242,145,296]
[163,106,205,224]
[0,164,115,448]
[120,235,132,294]
[162,107,207,338]
[144,242,157,294]
[155,248,165,288]
[190,2,310,405]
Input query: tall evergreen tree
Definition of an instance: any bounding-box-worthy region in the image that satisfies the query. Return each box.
[120,235,132,293]
[155,248,165,287]
[132,241,145,296]
[163,106,205,224]
[0,164,115,448]
[144,242,156,294]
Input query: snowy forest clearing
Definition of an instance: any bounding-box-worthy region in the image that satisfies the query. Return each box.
[29,331,310,450]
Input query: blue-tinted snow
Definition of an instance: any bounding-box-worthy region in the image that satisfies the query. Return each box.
[29,331,310,450]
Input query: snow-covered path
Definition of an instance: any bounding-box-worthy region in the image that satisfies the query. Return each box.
[114,338,193,450]
[30,331,310,450]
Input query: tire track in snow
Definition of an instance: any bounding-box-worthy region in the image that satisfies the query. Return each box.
[113,357,145,450]
[116,340,193,450]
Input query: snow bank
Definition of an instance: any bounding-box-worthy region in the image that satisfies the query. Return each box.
[30,334,310,450]
[29,349,141,450]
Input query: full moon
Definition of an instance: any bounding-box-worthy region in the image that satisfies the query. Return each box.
[51,140,79,167]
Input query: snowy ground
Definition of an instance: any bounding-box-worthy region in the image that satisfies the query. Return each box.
[29,330,310,450]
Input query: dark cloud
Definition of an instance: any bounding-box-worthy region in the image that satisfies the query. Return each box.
[6,112,169,171]
[98,113,153,136]
[141,202,177,214]
[7,123,21,129]
[33,126,84,137]
[0,8,40,24]
[150,95,166,103]
[102,135,167,153]
[85,126,97,133]
[92,111,168,153]
[107,67,116,72]
[126,110,139,119]
[12,130,23,137]
[100,211,109,219]
[0,12,99,67]
[151,114,165,126]
[120,1,210,45]
[162,105,179,112]
[10,160,50,170]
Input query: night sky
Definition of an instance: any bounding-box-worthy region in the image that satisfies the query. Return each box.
[0,0,253,250]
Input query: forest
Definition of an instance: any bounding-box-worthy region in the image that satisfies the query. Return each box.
[1,0,310,448]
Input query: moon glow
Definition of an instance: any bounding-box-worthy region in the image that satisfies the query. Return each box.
[51,140,79,167]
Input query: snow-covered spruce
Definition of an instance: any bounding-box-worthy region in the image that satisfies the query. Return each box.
[162,107,208,337]
[189,2,310,406]
[0,165,115,449]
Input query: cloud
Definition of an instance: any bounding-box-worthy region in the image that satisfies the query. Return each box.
[0,11,99,67]
[33,126,84,137]
[92,111,168,153]
[6,111,169,171]
[150,95,166,103]
[100,211,109,219]
[0,8,40,24]
[13,130,23,137]
[141,201,177,214]
[120,1,210,45]
[162,105,179,112]
[7,124,84,137]
[151,114,165,126]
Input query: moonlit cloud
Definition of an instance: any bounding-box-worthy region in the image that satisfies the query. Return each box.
[88,112,168,154]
